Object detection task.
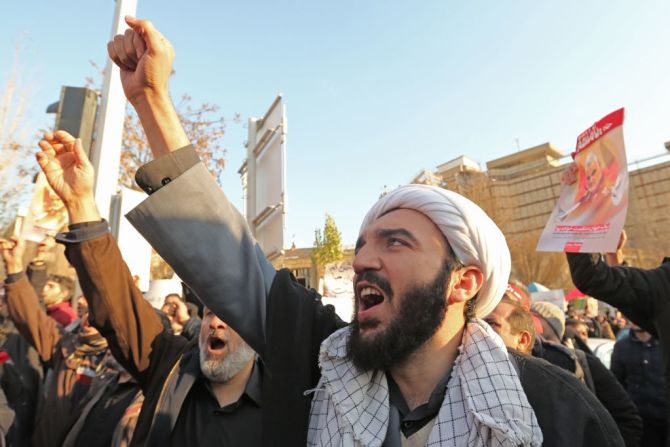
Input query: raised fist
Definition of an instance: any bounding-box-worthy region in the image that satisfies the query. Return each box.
[0,237,25,275]
[107,16,175,105]
[560,162,578,186]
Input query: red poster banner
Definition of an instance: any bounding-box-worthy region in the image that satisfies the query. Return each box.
[537,109,629,253]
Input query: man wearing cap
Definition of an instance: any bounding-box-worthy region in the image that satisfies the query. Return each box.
[531,302,566,344]
[96,16,637,446]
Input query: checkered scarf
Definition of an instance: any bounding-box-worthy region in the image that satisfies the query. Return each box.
[307,320,542,447]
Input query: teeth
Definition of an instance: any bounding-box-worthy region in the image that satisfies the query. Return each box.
[361,287,379,297]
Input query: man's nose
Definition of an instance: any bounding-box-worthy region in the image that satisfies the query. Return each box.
[352,244,382,275]
[209,315,229,330]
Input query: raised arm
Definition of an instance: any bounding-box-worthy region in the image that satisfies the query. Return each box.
[1,237,62,363]
[35,131,185,387]
[566,252,661,335]
[107,16,188,156]
[107,18,276,356]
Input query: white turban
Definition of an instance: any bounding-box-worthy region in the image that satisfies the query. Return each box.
[359,184,510,318]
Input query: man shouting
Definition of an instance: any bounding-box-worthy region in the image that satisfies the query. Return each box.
[51,16,544,446]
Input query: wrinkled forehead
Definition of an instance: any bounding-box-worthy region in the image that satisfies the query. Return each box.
[494,300,516,317]
[357,207,449,247]
[362,207,443,234]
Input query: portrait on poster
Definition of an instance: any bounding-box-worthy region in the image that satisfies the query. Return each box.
[537,108,628,253]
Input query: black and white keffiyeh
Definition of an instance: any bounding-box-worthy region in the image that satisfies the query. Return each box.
[307,320,542,447]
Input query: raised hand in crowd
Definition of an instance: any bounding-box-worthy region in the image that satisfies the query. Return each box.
[160,294,190,335]
[561,162,578,185]
[0,237,25,275]
[107,16,174,105]
[36,131,99,223]
[108,16,188,156]
[605,230,627,266]
[34,235,56,265]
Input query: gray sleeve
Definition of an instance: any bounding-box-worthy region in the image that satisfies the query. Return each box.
[126,162,275,356]
[134,145,200,194]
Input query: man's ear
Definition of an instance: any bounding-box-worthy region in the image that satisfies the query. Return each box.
[447,266,484,305]
[516,330,533,353]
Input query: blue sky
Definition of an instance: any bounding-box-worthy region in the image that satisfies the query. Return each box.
[3,1,670,247]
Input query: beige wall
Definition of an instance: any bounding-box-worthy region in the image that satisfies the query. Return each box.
[413,149,670,289]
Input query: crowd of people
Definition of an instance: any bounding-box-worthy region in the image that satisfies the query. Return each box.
[0,15,667,447]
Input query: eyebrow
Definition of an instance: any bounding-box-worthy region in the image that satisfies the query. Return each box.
[377,228,419,243]
[355,227,419,253]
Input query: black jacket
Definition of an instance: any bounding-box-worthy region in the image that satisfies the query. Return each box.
[567,334,643,446]
[532,336,578,374]
[567,252,670,434]
[583,347,642,446]
[611,333,666,422]
[509,350,625,447]
[262,270,347,446]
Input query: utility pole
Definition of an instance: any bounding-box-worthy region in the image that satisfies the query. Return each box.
[88,0,137,227]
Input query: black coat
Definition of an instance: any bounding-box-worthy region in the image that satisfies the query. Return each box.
[532,336,578,374]
[583,347,643,446]
[611,333,666,422]
[567,252,670,445]
[509,350,625,447]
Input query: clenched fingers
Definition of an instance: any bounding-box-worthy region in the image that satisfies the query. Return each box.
[132,30,146,60]
[112,33,136,70]
[123,28,139,66]
[125,16,162,52]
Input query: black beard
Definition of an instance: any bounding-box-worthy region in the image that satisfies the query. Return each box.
[347,264,450,372]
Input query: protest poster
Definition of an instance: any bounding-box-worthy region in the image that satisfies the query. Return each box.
[18,172,68,242]
[537,108,628,253]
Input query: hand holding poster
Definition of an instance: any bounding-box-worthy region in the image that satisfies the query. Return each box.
[537,108,628,253]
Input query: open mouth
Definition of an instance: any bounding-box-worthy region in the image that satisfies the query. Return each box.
[359,286,385,311]
[208,335,227,351]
